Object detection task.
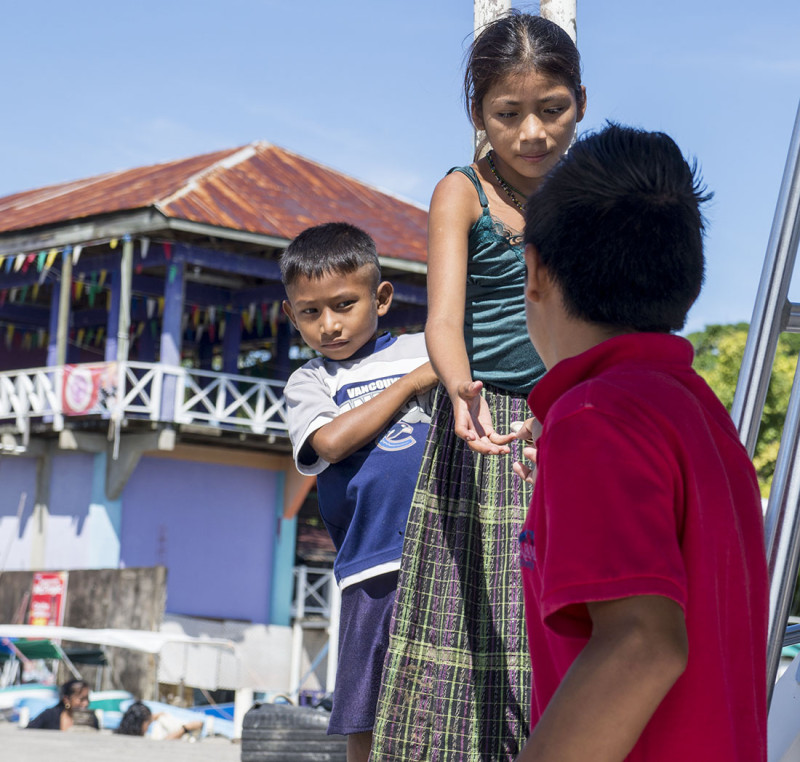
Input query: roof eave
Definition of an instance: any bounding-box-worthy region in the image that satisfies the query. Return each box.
[0,208,169,258]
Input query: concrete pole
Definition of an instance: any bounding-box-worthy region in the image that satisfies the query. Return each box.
[540,0,577,42]
[474,0,510,34]
[473,0,511,155]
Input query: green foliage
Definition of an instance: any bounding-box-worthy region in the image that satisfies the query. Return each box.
[687,323,800,496]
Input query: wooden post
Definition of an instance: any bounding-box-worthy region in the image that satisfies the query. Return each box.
[160,251,186,420]
[116,238,134,363]
[55,252,73,366]
[106,273,121,362]
[47,278,61,367]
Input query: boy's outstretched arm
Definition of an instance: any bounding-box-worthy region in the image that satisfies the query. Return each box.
[518,595,687,762]
[308,362,438,464]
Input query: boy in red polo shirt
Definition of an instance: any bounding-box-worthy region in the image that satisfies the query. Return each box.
[513,124,768,761]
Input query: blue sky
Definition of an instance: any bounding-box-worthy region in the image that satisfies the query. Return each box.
[2,0,800,334]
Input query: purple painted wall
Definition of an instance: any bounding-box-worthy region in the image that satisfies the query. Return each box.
[121,456,278,624]
[0,457,38,569]
[45,452,95,568]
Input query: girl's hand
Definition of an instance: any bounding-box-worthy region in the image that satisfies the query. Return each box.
[511,417,540,484]
[453,380,517,454]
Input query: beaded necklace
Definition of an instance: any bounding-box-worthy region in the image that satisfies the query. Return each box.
[486,150,526,212]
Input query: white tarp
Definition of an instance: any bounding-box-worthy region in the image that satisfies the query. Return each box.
[0,624,234,654]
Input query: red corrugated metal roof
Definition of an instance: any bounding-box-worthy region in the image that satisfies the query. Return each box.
[0,142,428,262]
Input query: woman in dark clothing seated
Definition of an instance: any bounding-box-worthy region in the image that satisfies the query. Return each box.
[27,679,99,731]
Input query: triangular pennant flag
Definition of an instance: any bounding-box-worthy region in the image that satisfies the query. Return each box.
[163,242,172,260]
[31,283,40,301]
[98,270,107,289]
[9,288,17,303]
[44,249,58,270]
[13,254,25,272]
[76,328,85,346]
[36,251,45,272]
[109,238,118,249]
[208,323,216,343]
[5,325,14,348]
[146,298,156,319]
[140,237,150,259]
[72,244,82,264]
[208,306,216,326]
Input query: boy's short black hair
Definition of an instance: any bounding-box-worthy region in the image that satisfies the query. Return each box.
[524,123,712,332]
[280,222,381,290]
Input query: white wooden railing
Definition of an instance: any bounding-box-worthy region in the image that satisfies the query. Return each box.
[0,361,290,443]
[289,566,340,700]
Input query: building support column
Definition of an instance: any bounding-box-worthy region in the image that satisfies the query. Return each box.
[160,252,186,420]
[106,272,121,363]
[55,253,73,366]
[269,471,297,626]
[30,446,53,569]
[116,237,134,364]
[46,280,61,367]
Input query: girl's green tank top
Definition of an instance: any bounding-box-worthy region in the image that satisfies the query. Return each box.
[449,165,546,395]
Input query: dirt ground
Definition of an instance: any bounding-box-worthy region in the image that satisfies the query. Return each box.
[0,722,241,762]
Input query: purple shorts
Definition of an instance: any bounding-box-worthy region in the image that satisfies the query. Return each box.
[327,572,398,736]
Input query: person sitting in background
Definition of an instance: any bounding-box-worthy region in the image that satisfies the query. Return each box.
[27,679,99,731]
[115,700,204,740]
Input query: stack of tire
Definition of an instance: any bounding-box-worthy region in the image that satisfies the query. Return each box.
[241,703,347,762]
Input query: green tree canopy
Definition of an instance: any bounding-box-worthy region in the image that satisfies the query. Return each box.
[687,323,800,495]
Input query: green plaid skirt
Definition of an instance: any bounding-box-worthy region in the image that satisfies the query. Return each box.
[371,383,532,761]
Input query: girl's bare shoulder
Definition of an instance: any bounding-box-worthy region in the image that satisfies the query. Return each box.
[430,165,482,228]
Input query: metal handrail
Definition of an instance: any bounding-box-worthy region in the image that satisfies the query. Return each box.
[730,99,800,703]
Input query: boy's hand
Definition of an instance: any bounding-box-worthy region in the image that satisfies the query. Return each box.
[453,380,516,455]
[511,418,540,484]
[405,362,439,396]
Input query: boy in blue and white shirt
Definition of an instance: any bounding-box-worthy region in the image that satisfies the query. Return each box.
[281,222,436,762]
